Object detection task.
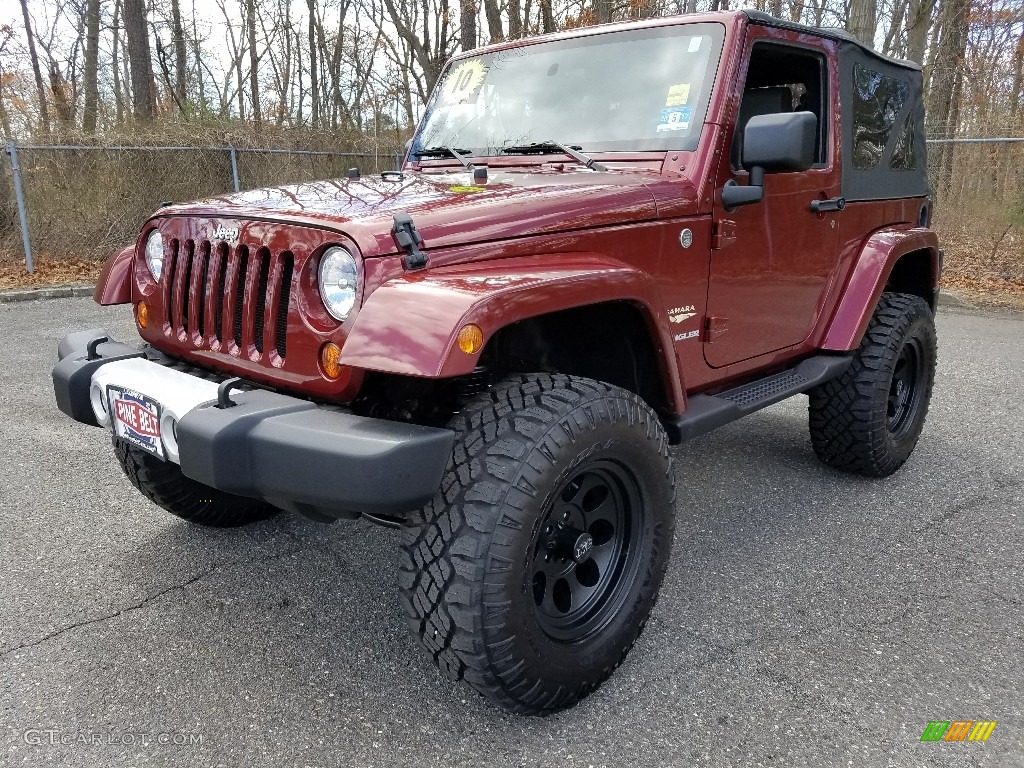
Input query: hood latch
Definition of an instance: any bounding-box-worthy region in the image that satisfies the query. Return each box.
[392,213,428,270]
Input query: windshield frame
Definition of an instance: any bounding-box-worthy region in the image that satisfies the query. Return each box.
[411,21,728,161]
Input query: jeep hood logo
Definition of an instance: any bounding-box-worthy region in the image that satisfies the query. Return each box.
[212,225,239,242]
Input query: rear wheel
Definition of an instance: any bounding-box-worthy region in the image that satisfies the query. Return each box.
[113,437,279,527]
[808,292,937,477]
[399,374,675,714]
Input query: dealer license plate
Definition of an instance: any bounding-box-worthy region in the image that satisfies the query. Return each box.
[108,386,164,459]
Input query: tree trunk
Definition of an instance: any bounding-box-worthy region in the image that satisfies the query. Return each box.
[509,0,523,38]
[846,0,878,48]
[540,0,556,32]
[0,65,13,138]
[123,0,155,118]
[20,0,51,133]
[307,0,319,127]
[484,0,503,42]
[905,0,935,65]
[461,0,477,50]
[246,0,261,124]
[882,0,907,56]
[111,0,124,123]
[82,0,101,133]
[171,0,187,107]
[1011,31,1024,120]
[594,0,614,24]
[926,0,970,194]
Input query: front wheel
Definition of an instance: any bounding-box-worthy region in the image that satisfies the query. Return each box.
[399,374,675,714]
[113,437,280,527]
[808,292,937,477]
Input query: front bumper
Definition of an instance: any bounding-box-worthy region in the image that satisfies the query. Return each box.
[53,329,454,519]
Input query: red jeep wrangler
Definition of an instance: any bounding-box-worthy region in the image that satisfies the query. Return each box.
[54,10,939,714]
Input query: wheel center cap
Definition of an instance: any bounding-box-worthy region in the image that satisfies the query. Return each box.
[572,532,594,563]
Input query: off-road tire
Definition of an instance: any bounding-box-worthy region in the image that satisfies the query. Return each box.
[808,292,937,477]
[399,374,675,715]
[113,437,279,527]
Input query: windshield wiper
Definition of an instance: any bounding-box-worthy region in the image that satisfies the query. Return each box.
[500,140,608,172]
[413,145,474,169]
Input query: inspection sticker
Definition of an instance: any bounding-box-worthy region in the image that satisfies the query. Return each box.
[656,106,692,132]
[666,83,690,107]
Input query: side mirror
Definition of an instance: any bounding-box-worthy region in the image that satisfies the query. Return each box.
[721,111,817,212]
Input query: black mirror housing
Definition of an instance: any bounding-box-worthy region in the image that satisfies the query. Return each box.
[742,112,817,172]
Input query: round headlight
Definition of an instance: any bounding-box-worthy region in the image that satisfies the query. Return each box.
[144,229,164,281]
[318,247,359,321]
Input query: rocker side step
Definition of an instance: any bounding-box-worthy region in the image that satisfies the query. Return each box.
[664,354,852,444]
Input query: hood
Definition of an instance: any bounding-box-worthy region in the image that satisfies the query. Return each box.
[158,167,671,258]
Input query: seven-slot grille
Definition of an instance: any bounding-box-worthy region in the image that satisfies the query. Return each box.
[163,238,294,360]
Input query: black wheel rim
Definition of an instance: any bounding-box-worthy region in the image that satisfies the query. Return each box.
[529,460,643,643]
[887,336,923,436]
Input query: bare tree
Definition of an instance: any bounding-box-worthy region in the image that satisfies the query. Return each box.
[927,0,971,192]
[461,0,478,50]
[246,0,261,124]
[82,0,102,132]
[20,0,51,132]
[847,0,878,47]
[170,0,187,107]
[123,0,155,118]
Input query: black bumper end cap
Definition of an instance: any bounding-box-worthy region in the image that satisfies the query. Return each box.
[53,329,144,426]
[177,389,454,517]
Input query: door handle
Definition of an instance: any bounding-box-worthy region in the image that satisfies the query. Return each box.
[810,196,846,213]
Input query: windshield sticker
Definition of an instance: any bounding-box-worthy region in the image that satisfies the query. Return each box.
[666,83,691,107]
[656,106,693,132]
[441,59,487,104]
[687,36,702,53]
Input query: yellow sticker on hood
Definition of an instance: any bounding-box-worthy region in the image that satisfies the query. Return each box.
[448,185,486,193]
[666,83,691,107]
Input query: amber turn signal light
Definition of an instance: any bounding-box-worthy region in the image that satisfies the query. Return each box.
[136,301,149,329]
[456,324,484,354]
[319,341,344,379]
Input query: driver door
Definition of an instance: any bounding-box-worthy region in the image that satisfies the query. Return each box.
[704,36,841,369]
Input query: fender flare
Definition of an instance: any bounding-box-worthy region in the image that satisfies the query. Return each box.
[341,253,685,412]
[821,226,939,351]
[93,245,135,305]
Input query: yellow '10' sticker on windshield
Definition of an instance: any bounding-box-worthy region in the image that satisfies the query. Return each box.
[442,59,487,104]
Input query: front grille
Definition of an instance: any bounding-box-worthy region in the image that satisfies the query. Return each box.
[165,238,293,361]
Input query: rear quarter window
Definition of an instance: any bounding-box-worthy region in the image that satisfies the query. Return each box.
[851,63,912,170]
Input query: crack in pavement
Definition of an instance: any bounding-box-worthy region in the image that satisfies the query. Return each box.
[1,545,306,659]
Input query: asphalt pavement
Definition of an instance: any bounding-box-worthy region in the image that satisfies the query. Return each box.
[1,297,1021,768]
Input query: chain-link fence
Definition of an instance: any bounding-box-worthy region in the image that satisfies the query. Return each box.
[0,142,404,271]
[1,138,1022,282]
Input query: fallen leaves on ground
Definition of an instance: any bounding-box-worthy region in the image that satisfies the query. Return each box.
[942,272,1024,310]
[0,255,102,292]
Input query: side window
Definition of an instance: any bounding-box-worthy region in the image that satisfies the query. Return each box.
[851,62,913,170]
[732,43,828,169]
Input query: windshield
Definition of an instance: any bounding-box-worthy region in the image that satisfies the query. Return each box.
[413,23,726,158]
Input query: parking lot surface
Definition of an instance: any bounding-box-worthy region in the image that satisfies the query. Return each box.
[1,297,1021,767]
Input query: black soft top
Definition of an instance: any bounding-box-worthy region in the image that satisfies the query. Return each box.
[742,9,921,71]
[743,9,928,202]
